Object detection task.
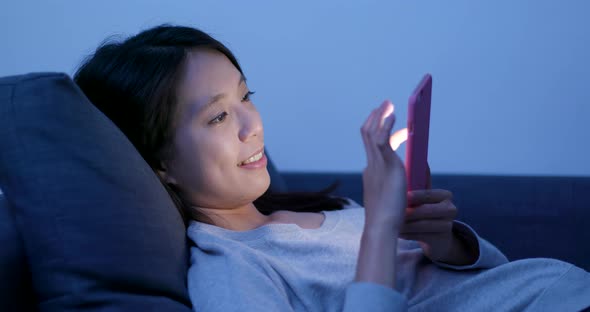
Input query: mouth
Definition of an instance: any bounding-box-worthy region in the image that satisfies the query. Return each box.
[238,147,265,166]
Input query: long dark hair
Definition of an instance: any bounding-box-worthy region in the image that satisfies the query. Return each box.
[74,24,348,224]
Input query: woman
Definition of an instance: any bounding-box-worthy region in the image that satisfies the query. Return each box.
[75,24,590,311]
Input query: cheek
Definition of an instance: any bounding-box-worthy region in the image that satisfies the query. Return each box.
[175,128,237,182]
[198,138,235,170]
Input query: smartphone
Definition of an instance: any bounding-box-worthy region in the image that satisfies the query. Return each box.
[405,74,433,191]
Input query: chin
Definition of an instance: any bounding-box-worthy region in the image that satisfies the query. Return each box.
[241,169,271,200]
[258,170,271,194]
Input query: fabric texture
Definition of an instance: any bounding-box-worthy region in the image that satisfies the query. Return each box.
[187,202,590,311]
[0,194,35,311]
[0,73,192,311]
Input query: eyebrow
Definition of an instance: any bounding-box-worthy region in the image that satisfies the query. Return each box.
[192,74,247,117]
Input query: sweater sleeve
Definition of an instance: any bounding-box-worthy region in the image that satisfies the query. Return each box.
[431,220,510,270]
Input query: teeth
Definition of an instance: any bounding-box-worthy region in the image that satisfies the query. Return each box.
[242,152,263,165]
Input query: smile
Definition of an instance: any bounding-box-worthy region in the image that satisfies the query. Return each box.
[241,151,264,165]
[239,147,265,166]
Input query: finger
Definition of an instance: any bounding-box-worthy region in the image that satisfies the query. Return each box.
[407,189,453,206]
[377,111,396,151]
[363,101,392,164]
[404,201,457,221]
[361,108,380,161]
[375,101,395,155]
[378,100,394,129]
[390,128,408,151]
[400,219,453,234]
[361,108,379,136]
[370,100,391,134]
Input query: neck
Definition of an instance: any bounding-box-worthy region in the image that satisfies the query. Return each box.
[197,202,276,231]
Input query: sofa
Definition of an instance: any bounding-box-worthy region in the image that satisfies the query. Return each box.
[1,73,588,311]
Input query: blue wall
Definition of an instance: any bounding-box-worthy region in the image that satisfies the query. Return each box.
[1,0,588,175]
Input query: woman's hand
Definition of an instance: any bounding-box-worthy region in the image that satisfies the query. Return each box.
[398,165,478,265]
[355,99,407,289]
[360,100,407,230]
[400,188,457,259]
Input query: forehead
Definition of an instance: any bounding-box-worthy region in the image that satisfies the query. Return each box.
[180,49,241,94]
[175,50,243,123]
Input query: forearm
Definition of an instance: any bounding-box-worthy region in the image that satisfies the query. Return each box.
[355,221,399,289]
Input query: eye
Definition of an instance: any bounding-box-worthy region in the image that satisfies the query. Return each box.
[209,111,228,124]
[242,91,255,102]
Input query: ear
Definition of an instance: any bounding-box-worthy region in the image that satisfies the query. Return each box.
[156,162,178,185]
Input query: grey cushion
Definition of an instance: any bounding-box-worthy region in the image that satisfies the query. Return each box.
[0,73,192,311]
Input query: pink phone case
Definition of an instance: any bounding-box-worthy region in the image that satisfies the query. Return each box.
[405,74,433,191]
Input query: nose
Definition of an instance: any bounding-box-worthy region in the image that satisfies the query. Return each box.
[238,105,263,142]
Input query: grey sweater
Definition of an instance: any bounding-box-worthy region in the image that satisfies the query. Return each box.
[187,202,590,311]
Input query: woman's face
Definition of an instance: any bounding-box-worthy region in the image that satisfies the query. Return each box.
[160,49,270,210]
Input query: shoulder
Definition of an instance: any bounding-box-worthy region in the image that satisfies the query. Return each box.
[337,198,365,222]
